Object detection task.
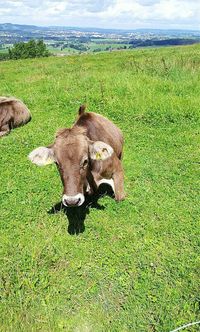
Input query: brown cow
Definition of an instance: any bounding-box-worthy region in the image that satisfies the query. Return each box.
[0,97,31,137]
[28,105,125,207]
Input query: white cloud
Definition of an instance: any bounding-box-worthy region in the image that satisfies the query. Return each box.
[0,0,199,29]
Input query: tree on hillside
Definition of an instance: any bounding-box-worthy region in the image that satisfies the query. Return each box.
[9,40,50,60]
[36,40,49,57]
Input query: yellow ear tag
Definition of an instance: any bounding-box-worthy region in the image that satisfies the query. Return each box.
[95,152,102,160]
[44,157,53,165]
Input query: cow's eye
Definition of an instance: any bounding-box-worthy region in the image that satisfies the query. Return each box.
[81,159,88,169]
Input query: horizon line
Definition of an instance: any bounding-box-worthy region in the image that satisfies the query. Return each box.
[0,22,200,32]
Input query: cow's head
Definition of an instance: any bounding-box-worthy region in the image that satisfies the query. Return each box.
[28,126,113,207]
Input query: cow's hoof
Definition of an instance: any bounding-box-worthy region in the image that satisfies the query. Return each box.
[115,193,126,201]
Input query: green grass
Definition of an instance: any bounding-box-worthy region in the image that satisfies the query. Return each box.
[47,46,80,55]
[0,45,200,331]
[87,43,128,51]
[48,42,128,55]
[0,49,9,55]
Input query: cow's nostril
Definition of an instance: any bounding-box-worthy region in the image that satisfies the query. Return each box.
[71,197,80,206]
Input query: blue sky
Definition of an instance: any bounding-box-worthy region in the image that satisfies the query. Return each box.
[0,0,199,30]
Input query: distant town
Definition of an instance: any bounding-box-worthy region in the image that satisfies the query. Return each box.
[0,23,200,56]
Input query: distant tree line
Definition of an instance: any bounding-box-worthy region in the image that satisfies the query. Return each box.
[8,40,50,59]
[67,43,88,51]
[129,38,200,48]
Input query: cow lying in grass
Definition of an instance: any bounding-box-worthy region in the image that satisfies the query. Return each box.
[29,105,125,207]
[0,97,31,137]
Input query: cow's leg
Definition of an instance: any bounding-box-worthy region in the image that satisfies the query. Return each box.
[97,178,115,193]
[0,124,10,137]
[86,171,98,195]
[91,172,115,197]
[112,160,125,201]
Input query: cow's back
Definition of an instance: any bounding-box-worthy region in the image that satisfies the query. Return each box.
[0,97,31,129]
[75,112,123,159]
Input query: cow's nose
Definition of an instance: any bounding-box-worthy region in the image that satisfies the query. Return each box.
[64,197,80,207]
[62,194,85,207]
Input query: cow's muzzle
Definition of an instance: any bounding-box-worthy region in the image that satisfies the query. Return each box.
[62,193,85,207]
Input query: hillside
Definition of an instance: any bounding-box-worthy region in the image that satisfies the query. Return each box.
[0,45,200,331]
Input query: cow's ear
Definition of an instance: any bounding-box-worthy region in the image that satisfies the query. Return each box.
[28,147,55,166]
[89,141,114,160]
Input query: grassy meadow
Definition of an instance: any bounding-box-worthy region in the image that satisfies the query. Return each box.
[47,42,128,55]
[0,45,200,331]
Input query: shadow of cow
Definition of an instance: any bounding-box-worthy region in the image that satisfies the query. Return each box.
[48,184,114,235]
